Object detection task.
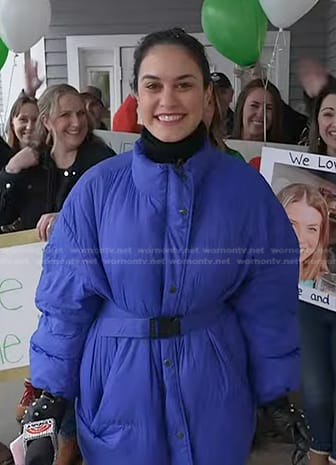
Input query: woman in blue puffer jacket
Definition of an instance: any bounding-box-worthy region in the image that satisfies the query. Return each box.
[24,28,302,465]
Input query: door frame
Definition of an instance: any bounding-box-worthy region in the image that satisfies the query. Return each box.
[66,31,290,113]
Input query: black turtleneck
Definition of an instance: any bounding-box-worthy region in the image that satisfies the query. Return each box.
[141,122,207,165]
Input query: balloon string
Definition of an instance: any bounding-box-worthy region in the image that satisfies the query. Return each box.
[281,28,287,50]
[263,28,283,143]
[0,105,5,138]
[3,54,19,134]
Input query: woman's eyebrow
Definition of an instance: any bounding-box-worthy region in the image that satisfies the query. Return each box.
[175,74,197,80]
[141,74,197,81]
[290,218,319,227]
[320,106,334,112]
[141,74,160,81]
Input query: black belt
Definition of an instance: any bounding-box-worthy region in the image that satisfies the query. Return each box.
[99,307,223,339]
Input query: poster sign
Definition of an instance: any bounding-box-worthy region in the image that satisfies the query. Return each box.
[226,139,308,162]
[0,231,43,373]
[94,129,139,154]
[94,129,308,162]
[261,147,336,311]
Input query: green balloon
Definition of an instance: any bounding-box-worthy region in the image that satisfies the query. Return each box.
[0,39,8,70]
[201,0,268,67]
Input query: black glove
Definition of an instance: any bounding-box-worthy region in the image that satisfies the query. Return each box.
[25,437,55,465]
[263,396,310,465]
[21,391,67,432]
[21,392,67,465]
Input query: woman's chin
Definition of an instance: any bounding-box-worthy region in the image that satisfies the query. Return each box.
[64,134,87,150]
[21,137,32,146]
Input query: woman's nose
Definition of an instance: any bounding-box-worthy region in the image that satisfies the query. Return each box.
[26,119,35,130]
[70,114,80,126]
[298,232,307,247]
[256,106,264,118]
[159,86,177,107]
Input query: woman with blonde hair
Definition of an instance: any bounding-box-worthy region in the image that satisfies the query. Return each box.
[277,183,329,286]
[0,83,114,239]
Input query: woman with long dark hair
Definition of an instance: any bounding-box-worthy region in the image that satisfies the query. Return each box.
[22,29,302,465]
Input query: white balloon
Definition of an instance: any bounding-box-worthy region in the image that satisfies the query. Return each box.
[259,0,319,29]
[0,0,51,53]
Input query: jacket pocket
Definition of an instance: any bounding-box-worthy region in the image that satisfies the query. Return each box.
[207,323,250,396]
[79,326,119,426]
[207,330,229,396]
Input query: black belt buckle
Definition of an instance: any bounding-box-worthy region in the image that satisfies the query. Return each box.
[149,316,181,338]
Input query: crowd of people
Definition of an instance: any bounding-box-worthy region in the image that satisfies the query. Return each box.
[1,27,336,465]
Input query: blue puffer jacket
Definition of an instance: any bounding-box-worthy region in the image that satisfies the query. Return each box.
[30,138,300,465]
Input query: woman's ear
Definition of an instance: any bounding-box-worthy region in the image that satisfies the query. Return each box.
[133,92,139,105]
[41,115,51,131]
[205,83,213,107]
[129,80,138,101]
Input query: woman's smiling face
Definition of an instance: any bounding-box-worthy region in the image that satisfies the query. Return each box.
[136,44,211,142]
[242,88,273,141]
[285,199,322,263]
[318,93,336,156]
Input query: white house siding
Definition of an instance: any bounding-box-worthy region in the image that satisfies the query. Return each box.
[327,0,336,75]
[46,0,327,110]
[286,0,327,111]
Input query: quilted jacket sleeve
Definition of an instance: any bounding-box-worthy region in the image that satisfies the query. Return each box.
[30,178,109,399]
[231,182,300,406]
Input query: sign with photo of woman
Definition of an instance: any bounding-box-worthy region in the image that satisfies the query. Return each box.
[261,146,336,311]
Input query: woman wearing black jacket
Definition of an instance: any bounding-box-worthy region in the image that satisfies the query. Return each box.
[0,136,12,169]
[0,84,115,238]
[0,60,43,171]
